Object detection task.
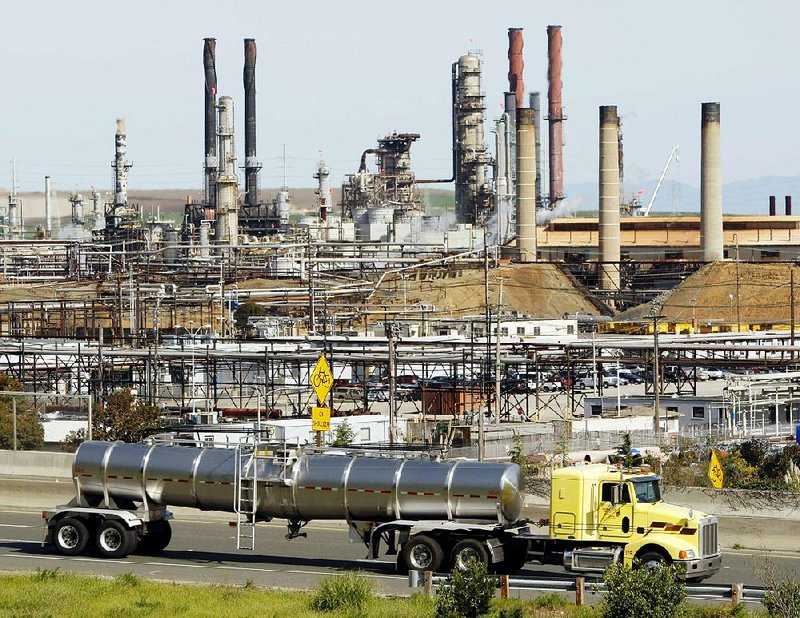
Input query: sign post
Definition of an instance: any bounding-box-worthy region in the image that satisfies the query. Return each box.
[310,355,333,446]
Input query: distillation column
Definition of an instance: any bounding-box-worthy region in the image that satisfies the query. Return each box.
[700,102,723,262]
[203,38,218,217]
[215,96,239,244]
[598,105,621,295]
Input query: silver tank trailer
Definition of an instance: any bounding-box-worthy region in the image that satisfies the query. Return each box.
[73,441,524,524]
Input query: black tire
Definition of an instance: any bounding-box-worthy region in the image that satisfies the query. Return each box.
[95,519,138,558]
[137,520,172,555]
[637,550,670,570]
[402,534,444,572]
[52,517,90,556]
[496,539,528,574]
[451,539,489,572]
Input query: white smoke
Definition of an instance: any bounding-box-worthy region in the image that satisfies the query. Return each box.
[58,223,91,240]
[537,196,582,226]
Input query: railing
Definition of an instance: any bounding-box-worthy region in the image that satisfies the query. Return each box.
[409,572,765,605]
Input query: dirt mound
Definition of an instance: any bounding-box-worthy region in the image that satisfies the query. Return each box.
[372,262,603,319]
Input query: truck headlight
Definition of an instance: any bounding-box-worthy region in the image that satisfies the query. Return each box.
[678,549,695,559]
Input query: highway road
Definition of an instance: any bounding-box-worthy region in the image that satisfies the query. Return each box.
[0,508,795,596]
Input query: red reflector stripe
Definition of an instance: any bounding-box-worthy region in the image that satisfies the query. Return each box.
[81,474,92,478]
[178,479,189,483]
[487,494,498,499]
[347,488,358,492]
[469,494,481,499]
[146,477,157,481]
[163,478,173,482]
[220,481,232,485]
[452,493,465,497]
[304,486,315,490]
[380,490,391,494]
[107,475,117,479]
[122,476,133,480]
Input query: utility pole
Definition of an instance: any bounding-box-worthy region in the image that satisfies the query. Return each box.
[789,262,795,362]
[495,278,505,425]
[652,315,664,447]
[735,235,741,332]
[307,230,316,335]
[483,233,491,425]
[385,321,398,446]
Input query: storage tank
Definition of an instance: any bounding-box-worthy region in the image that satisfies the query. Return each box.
[72,441,524,524]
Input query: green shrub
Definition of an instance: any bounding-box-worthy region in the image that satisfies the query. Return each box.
[436,561,495,618]
[763,579,800,617]
[309,572,374,612]
[531,592,569,609]
[602,561,685,618]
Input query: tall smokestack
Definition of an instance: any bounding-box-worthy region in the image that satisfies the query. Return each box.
[598,106,621,295]
[786,195,793,216]
[215,96,238,244]
[700,102,723,262]
[507,28,525,109]
[547,25,565,206]
[769,195,776,216]
[530,92,543,208]
[243,38,259,208]
[516,108,537,262]
[203,38,218,211]
[44,175,52,234]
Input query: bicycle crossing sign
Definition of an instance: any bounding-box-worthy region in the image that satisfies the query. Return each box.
[708,450,724,489]
[310,355,333,403]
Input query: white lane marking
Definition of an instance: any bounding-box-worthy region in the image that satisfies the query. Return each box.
[0,538,39,544]
[6,554,63,560]
[215,566,277,573]
[73,557,131,564]
[0,524,35,528]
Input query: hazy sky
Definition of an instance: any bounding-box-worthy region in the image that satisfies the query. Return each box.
[2,0,798,199]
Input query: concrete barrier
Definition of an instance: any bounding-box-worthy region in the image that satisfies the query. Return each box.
[0,450,72,479]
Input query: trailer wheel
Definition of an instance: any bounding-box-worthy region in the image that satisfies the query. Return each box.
[496,539,528,574]
[52,517,90,556]
[451,539,489,572]
[137,520,172,555]
[95,520,138,558]
[402,534,444,572]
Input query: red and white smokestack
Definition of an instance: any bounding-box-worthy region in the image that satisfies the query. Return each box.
[547,25,565,206]
[203,38,218,211]
[507,28,525,109]
[516,108,537,262]
[598,106,621,295]
[700,102,723,262]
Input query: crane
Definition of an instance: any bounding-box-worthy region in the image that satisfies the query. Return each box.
[642,145,679,216]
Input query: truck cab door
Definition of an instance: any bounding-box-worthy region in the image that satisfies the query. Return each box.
[599,482,633,540]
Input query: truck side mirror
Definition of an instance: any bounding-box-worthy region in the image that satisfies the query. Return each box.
[611,484,622,505]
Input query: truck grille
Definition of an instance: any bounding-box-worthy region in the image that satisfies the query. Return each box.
[700,518,718,557]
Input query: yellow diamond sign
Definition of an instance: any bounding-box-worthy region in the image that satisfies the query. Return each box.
[310,355,333,403]
[312,406,331,432]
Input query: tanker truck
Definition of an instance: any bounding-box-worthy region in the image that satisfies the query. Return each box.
[42,441,721,580]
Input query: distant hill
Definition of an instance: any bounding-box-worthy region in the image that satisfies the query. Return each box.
[564,176,800,216]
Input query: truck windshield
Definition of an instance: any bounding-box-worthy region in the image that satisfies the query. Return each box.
[632,479,661,503]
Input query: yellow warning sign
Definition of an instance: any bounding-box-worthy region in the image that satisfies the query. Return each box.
[312,406,331,432]
[708,450,724,489]
[310,355,333,403]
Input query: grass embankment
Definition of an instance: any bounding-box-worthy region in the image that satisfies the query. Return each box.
[0,570,760,618]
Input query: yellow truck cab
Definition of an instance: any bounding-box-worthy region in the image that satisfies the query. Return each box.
[540,464,721,580]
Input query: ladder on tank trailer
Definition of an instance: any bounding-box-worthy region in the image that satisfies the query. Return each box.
[234,442,257,551]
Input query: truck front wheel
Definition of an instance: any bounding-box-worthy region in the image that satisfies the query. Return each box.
[637,550,670,570]
[451,539,489,571]
[402,534,444,572]
[95,520,138,558]
[138,520,172,555]
[52,517,90,556]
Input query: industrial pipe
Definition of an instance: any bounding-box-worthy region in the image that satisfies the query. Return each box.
[203,38,218,210]
[416,63,458,184]
[516,108,537,262]
[598,106,621,295]
[769,195,776,217]
[700,102,723,262]
[547,25,565,206]
[530,92,543,208]
[44,176,52,234]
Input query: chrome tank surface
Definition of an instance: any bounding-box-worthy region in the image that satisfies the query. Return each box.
[73,441,524,523]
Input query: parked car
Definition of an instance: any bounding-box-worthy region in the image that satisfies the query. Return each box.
[697,367,724,380]
[619,370,643,384]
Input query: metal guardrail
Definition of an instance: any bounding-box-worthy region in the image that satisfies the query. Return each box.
[410,572,766,604]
